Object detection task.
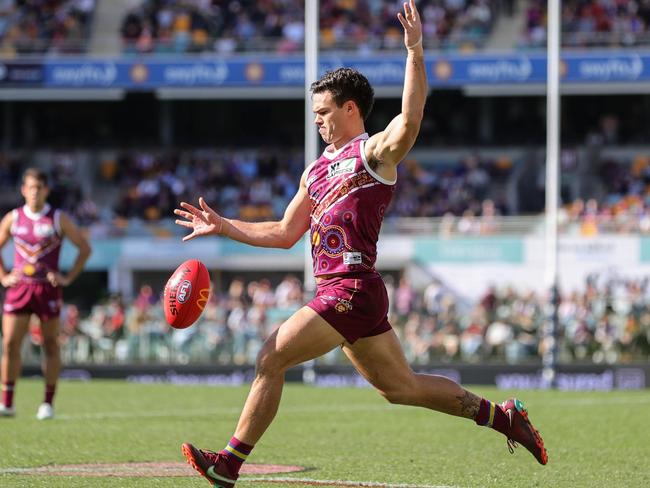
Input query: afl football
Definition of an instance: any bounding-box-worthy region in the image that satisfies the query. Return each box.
[163,259,211,329]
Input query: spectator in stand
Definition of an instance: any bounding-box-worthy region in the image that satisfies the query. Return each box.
[521,0,650,48]
[50,272,650,366]
[121,0,494,54]
[0,0,95,56]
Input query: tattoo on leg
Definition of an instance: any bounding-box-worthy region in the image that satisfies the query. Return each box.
[455,390,481,419]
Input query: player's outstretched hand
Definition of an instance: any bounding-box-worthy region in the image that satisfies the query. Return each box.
[398,0,422,50]
[174,197,225,242]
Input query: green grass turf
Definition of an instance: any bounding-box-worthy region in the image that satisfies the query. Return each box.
[0,379,649,487]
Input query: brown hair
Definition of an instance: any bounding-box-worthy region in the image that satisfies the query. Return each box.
[22,168,49,186]
[310,68,375,121]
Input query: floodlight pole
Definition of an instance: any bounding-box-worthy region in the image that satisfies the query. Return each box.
[543,0,561,388]
[304,0,319,298]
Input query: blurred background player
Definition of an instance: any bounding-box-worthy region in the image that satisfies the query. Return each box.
[0,168,91,419]
[175,2,546,487]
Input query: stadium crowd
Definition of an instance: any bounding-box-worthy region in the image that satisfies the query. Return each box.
[559,152,650,235]
[100,148,650,236]
[102,149,511,235]
[31,273,649,366]
[521,0,650,48]
[4,0,650,57]
[108,148,304,227]
[7,147,650,237]
[0,0,95,56]
[120,0,495,55]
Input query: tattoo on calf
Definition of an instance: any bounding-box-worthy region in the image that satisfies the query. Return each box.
[455,390,480,419]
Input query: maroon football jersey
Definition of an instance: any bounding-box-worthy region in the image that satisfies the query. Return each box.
[10,204,62,284]
[307,133,396,276]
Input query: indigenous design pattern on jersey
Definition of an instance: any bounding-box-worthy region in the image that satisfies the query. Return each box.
[307,133,396,276]
[10,204,62,283]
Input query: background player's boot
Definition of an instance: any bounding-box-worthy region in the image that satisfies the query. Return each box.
[0,404,15,417]
[182,443,239,487]
[36,402,54,420]
[501,398,548,465]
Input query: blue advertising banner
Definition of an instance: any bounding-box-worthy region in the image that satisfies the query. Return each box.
[0,62,44,85]
[7,51,650,89]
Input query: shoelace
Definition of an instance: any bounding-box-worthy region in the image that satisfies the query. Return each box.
[507,438,518,454]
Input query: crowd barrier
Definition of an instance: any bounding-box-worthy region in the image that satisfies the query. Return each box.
[23,362,649,391]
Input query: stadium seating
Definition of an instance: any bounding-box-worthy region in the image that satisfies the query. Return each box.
[0,0,95,56]
[521,0,650,48]
[119,0,496,55]
[49,272,650,366]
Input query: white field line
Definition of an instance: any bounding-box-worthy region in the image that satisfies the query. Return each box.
[50,394,650,421]
[54,404,397,421]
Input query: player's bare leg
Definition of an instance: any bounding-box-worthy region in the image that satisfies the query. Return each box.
[343,329,476,414]
[182,306,346,487]
[233,306,345,443]
[343,330,547,464]
[37,317,61,419]
[1,313,30,417]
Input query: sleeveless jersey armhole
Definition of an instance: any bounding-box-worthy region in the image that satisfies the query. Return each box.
[9,209,18,235]
[359,140,397,186]
[53,209,63,237]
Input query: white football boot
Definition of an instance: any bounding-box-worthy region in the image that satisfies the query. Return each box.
[36,402,54,420]
[0,403,16,417]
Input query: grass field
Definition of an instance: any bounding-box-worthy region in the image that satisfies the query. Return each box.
[1,379,649,488]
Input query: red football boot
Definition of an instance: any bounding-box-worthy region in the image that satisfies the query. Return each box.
[501,398,548,465]
[182,443,239,487]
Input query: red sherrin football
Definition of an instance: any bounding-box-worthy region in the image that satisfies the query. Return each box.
[163,259,211,329]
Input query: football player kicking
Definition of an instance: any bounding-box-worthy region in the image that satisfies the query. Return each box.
[174,2,547,486]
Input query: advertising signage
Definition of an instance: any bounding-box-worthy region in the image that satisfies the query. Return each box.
[2,51,650,89]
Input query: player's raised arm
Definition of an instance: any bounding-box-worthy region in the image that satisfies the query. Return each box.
[174,166,311,249]
[365,0,427,168]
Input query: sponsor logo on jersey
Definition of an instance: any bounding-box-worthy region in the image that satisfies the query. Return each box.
[22,264,36,276]
[34,223,54,238]
[327,158,356,179]
[343,252,362,265]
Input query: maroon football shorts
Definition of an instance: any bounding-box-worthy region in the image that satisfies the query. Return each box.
[307,272,392,344]
[3,282,63,322]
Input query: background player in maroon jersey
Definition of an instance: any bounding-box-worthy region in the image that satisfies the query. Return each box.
[175,2,546,486]
[0,168,91,419]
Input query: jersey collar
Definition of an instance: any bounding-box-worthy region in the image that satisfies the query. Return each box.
[23,203,51,220]
[322,132,369,160]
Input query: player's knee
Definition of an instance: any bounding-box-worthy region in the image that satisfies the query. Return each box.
[41,337,59,357]
[254,347,286,377]
[376,378,419,405]
[3,338,22,357]
[379,388,408,405]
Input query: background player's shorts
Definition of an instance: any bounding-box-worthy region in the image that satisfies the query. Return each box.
[307,272,392,344]
[3,283,63,322]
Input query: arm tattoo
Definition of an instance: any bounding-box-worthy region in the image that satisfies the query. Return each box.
[455,390,481,419]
